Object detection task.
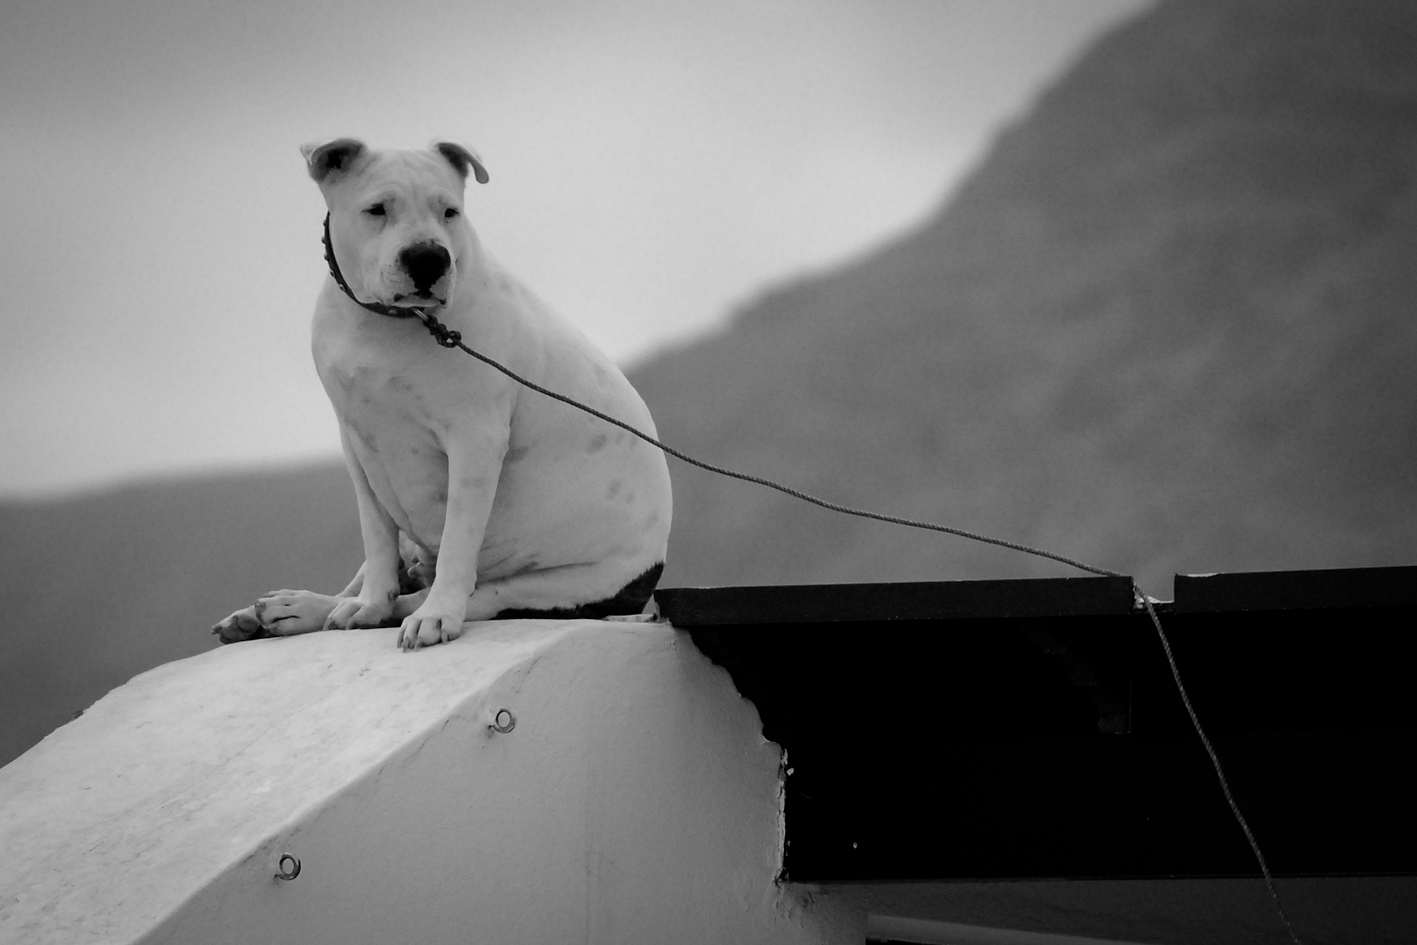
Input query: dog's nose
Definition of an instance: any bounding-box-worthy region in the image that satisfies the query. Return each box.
[400,242,451,293]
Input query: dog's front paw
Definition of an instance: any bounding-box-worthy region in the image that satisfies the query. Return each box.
[325,594,396,631]
[397,601,468,651]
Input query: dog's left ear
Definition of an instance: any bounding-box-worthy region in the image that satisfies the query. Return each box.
[432,142,489,185]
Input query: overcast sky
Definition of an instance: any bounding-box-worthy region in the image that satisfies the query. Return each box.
[0,0,1148,499]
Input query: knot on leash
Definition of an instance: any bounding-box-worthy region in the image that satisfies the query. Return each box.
[419,314,463,348]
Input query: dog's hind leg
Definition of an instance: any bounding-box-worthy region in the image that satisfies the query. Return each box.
[210,591,342,643]
[211,605,268,644]
[258,590,345,635]
[212,546,433,644]
[251,549,430,636]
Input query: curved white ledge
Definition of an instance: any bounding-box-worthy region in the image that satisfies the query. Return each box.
[0,621,851,944]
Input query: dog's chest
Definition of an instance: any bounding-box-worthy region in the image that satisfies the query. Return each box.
[332,365,434,430]
[321,357,461,534]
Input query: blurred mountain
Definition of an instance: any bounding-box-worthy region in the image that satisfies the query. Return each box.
[634,0,1417,591]
[3,0,1415,767]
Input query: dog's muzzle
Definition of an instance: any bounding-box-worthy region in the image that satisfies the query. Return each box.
[323,213,438,319]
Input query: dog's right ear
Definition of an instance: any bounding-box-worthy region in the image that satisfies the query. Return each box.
[301,138,368,183]
[432,141,489,185]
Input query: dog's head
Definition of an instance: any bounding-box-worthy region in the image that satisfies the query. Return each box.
[302,138,489,310]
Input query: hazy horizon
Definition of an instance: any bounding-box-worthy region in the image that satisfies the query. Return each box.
[1,0,1149,500]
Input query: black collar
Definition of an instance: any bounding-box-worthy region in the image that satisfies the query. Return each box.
[322,213,423,319]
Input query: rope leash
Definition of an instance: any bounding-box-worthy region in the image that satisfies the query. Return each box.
[1136,593,1302,945]
[414,311,1120,578]
[414,306,1303,944]
[320,222,1301,943]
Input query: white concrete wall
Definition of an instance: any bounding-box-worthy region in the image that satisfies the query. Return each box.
[0,621,859,945]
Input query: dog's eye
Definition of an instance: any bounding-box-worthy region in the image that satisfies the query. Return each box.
[444,207,460,219]
[365,203,386,217]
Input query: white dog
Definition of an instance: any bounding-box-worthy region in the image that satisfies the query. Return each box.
[215,139,672,650]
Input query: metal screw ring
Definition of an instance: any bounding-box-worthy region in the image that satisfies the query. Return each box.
[275,853,301,881]
[490,707,516,734]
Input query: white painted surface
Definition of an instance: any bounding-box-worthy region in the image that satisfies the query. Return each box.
[866,914,1147,945]
[0,621,858,944]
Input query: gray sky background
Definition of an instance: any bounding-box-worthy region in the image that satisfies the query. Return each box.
[0,0,1147,499]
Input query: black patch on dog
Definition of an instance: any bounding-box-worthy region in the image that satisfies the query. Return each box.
[493,562,664,620]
